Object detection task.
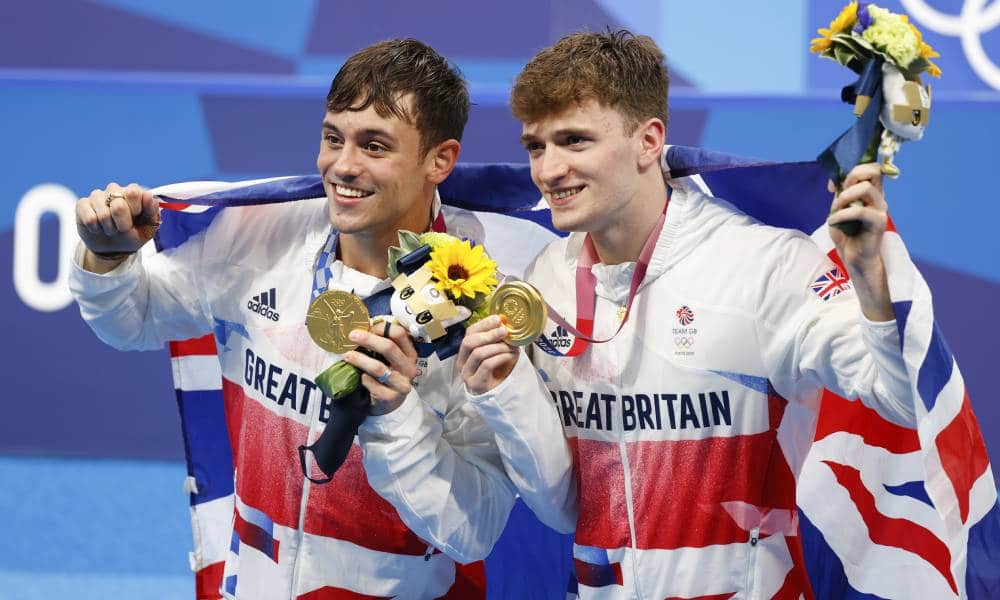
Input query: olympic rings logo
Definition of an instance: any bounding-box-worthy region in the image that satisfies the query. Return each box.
[674,337,695,348]
[901,0,1000,89]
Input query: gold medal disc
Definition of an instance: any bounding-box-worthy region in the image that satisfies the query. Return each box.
[306,290,371,353]
[489,281,547,346]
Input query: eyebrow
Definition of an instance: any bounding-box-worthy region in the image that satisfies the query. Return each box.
[519,127,592,146]
[322,122,395,141]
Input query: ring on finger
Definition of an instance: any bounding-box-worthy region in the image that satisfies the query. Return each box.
[105,191,126,208]
[382,320,392,338]
[376,366,393,385]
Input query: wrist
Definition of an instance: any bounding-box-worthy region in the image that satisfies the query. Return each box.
[83,248,133,274]
[847,259,894,322]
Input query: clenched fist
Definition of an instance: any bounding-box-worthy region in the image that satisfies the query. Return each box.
[76,183,160,272]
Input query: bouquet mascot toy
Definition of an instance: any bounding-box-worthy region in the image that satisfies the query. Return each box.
[299,231,498,482]
[811,1,939,234]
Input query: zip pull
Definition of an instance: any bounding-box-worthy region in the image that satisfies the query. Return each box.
[424,544,435,562]
[749,528,759,547]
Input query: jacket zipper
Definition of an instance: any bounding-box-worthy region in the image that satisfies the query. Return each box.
[289,375,323,596]
[744,528,760,600]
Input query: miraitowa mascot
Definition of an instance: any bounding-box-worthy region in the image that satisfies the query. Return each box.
[811,2,938,234]
[299,231,497,482]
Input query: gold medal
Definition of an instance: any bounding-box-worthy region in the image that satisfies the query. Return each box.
[306,290,371,353]
[489,281,547,346]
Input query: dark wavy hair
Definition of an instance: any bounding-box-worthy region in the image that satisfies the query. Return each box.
[326,38,470,156]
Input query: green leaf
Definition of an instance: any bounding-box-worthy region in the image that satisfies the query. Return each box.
[905,57,929,79]
[316,361,361,399]
[386,247,405,279]
[833,45,855,67]
[398,230,422,251]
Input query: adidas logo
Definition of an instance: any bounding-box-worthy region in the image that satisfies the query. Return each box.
[548,325,571,349]
[247,288,280,322]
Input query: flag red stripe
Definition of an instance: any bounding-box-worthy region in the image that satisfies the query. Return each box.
[441,561,486,599]
[822,461,957,594]
[571,431,797,550]
[814,390,920,453]
[169,334,218,357]
[935,391,991,524]
[296,587,391,600]
[195,561,225,599]
[220,378,428,556]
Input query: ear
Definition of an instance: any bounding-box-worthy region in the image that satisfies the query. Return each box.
[636,117,666,170]
[425,139,461,185]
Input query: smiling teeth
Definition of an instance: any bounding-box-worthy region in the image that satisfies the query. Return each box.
[335,185,372,198]
[551,187,583,200]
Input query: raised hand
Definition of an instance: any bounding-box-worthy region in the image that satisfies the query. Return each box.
[76,183,160,271]
[827,163,894,322]
[457,315,519,395]
[343,321,420,415]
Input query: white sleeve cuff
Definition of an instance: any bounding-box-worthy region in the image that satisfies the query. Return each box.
[359,389,422,437]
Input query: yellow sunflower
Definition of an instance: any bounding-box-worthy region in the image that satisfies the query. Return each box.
[811,1,859,53]
[428,239,498,301]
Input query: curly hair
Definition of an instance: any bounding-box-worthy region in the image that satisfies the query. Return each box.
[510,29,669,133]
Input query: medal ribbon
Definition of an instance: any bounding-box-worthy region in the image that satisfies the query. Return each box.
[534,193,669,358]
[310,211,447,302]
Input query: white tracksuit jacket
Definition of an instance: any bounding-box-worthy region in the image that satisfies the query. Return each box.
[467,176,915,599]
[69,197,517,599]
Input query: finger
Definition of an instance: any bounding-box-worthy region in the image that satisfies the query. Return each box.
[349,330,415,376]
[465,315,503,335]
[93,185,119,237]
[461,341,516,381]
[343,350,394,382]
[76,196,102,235]
[382,322,418,361]
[457,318,507,371]
[467,352,518,394]
[123,183,144,216]
[843,163,884,193]
[832,180,886,213]
[107,186,134,233]
[141,189,160,223]
[359,372,409,402]
[827,203,887,233]
[479,353,517,377]
[827,179,837,194]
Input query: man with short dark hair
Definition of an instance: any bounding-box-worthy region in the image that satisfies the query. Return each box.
[454,30,915,598]
[70,38,516,599]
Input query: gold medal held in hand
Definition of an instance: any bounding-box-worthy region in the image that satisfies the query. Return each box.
[489,280,547,346]
[306,290,371,353]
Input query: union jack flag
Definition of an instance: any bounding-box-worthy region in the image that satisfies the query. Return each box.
[157,148,998,599]
[810,266,852,301]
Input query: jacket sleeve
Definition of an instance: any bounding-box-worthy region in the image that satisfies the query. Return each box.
[466,350,578,534]
[757,230,915,427]
[68,231,214,351]
[358,357,518,564]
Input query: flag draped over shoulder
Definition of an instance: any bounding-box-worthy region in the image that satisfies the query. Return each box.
[154,146,998,599]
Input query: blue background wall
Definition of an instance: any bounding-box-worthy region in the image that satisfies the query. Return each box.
[2,1,998,597]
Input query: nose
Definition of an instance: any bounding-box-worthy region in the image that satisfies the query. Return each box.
[535,148,569,187]
[332,144,363,182]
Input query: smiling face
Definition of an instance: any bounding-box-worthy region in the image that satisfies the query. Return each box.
[521,99,647,234]
[316,96,439,240]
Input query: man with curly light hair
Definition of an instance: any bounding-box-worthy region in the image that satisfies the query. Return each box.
[452,29,915,598]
